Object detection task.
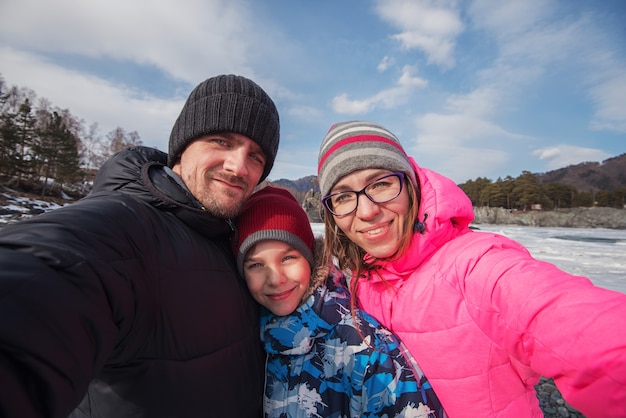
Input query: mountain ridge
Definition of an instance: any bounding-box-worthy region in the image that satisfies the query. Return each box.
[268,154,626,194]
[535,153,626,192]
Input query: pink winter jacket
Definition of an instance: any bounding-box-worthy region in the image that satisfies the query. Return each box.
[355,158,626,418]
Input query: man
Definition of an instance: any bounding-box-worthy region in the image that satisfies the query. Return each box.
[0,74,280,417]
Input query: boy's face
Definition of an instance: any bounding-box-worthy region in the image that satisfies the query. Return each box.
[243,240,311,316]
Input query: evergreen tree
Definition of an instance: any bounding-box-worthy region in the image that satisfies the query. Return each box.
[13,99,37,186]
[541,183,576,209]
[0,82,37,183]
[511,171,542,211]
[0,77,11,178]
[33,111,80,197]
[0,109,17,178]
[500,176,515,209]
[572,190,594,208]
[459,177,492,206]
[55,119,81,193]
[481,180,507,208]
[596,188,626,209]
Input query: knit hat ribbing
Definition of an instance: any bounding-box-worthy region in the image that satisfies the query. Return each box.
[234,186,315,276]
[168,74,280,182]
[317,120,417,197]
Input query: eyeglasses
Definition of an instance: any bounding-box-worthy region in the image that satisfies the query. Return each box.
[322,172,405,217]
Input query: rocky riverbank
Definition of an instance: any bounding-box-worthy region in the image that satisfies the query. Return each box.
[473,206,626,229]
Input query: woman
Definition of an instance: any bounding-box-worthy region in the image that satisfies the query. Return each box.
[317,120,626,418]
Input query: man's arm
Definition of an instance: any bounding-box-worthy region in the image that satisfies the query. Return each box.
[0,200,141,417]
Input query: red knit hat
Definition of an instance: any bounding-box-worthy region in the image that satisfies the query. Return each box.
[234,186,315,276]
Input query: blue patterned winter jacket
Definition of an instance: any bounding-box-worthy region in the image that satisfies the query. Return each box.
[260,263,444,418]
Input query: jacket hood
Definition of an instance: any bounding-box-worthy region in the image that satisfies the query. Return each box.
[92,146,234,238]
[373,157,474,279]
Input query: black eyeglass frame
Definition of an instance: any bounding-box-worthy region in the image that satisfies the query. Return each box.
[322,171,405,217]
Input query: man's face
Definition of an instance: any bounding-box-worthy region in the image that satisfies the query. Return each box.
[172,133,266,218]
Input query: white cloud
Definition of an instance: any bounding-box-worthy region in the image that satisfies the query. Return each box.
[377,1,624,182]
[415,112,525,146]
[588,67,626,133]
[331,94,374,115]
[271,148,319,181]
[0,46,181,151]
[398,66,428,87]
[428,145,510,184]
[287,105,323,120]
[374,0,463,68]
[532,145,612,169]
[467,1,626,134]
[331,66,426,114]
[377,56,394,72]
[0,0,295,151]
[400,112,530,182]
[0,0,272,84]
[445,86,502,118]
[452,6,583,120]
[402,122,513,183]
[468,0,556,38]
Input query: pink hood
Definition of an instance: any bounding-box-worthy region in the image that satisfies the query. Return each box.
[380,157,475,277]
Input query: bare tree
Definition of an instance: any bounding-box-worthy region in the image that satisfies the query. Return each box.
[80,122,107,170]
[104,127,143,161]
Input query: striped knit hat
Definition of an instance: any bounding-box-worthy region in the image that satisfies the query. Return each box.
[317,121,417,197]
[234,186,315,276]
[168,74,280,182]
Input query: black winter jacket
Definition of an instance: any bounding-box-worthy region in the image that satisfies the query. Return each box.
[0,147,264,417]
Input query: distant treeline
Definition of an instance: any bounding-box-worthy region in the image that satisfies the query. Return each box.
[0,73,142,198]
[458,172,626,210]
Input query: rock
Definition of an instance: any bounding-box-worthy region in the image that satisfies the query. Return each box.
[535,377,586,418]
[473,207,626,229]
[302,189,324,223]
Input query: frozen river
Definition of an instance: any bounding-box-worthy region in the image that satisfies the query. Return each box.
[311,223,626,294]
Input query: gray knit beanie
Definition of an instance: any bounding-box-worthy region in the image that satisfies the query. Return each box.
[168,74,280,182]
[317,120,417,197]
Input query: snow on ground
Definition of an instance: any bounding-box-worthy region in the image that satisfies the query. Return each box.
[0,192,68,225]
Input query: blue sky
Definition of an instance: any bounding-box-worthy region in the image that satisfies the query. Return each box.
[0,0,624,184]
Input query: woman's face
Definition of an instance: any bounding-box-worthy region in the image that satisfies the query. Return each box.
[331,169,410,259]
